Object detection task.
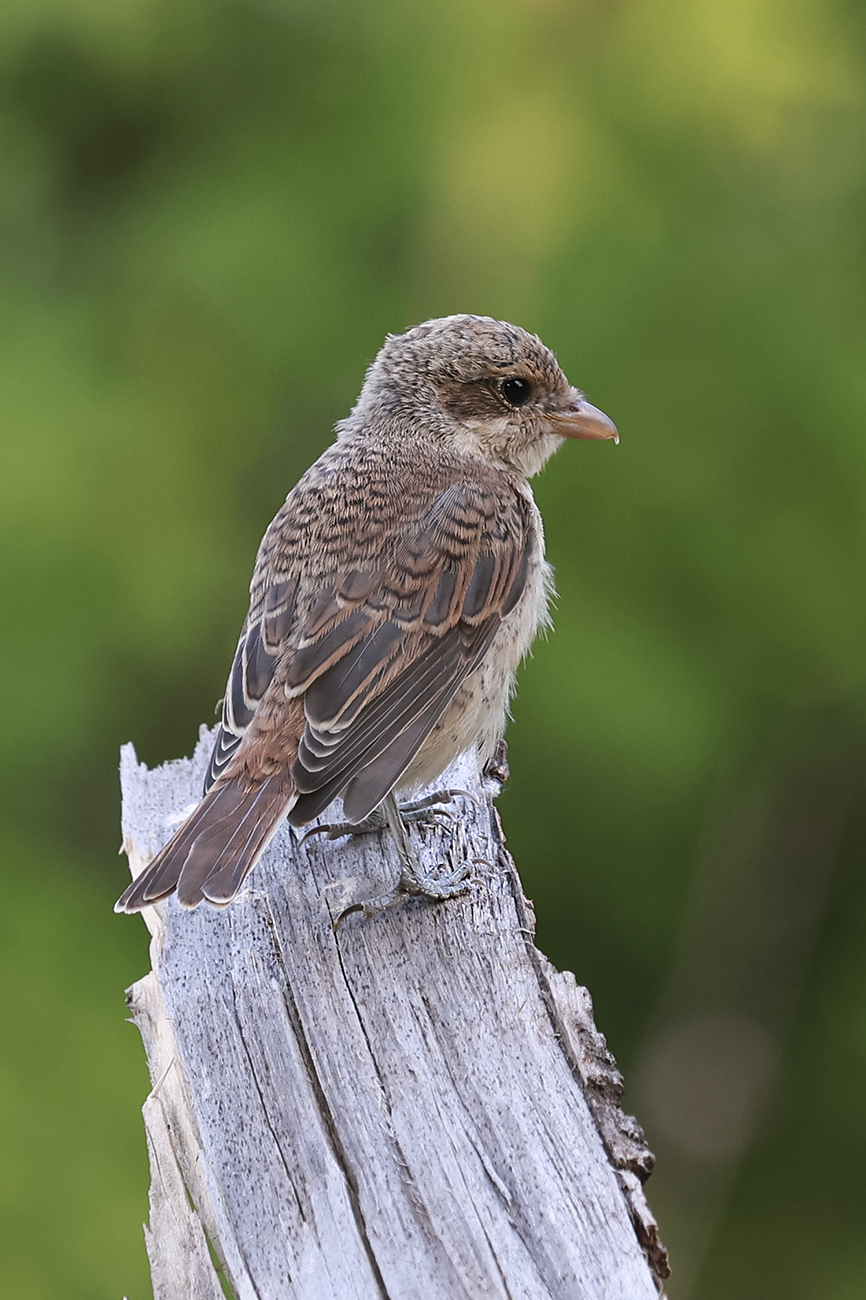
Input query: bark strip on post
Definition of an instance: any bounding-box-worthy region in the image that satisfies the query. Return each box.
[121,726,669,1300]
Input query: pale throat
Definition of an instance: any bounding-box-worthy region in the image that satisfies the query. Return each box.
[449,418,566,479]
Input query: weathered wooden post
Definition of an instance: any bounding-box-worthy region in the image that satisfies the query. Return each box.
[121,726,668,1299]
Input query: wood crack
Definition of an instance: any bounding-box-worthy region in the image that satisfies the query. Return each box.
[121,731,665,1299]
[273,921,391,1300]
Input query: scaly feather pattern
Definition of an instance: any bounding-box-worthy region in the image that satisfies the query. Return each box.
[116,315,617,912]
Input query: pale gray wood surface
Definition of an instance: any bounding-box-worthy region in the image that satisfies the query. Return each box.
[121,727,668,1299]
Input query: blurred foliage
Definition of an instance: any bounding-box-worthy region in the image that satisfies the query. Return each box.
[1,0,866,1295]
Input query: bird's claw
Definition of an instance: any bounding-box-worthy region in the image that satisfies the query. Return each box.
[301,788,472,845]
[400,788,476,814]
[404,808,453,830]
[332,860,473,929]
[300,808,387,844]
[333,897,391,929]
[397,857,474,901]
[315,788,478,926]
[393,788,476,832]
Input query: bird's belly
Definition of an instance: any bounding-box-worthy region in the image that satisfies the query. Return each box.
[399,557,554,795]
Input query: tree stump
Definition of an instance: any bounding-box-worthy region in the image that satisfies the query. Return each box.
[120,726,668,1299]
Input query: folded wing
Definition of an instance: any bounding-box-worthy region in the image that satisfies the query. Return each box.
[116,473,532,911]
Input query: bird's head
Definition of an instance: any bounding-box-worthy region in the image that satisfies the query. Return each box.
[345,314,618,478]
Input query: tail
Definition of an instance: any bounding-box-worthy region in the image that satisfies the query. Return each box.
[115,770,294,912]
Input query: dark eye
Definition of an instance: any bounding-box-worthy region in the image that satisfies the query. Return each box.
[500,376,533,407]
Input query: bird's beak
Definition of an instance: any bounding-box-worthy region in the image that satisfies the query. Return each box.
[553,392,619,444]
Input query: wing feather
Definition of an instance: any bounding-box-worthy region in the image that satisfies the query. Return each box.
[295,629,470,785]
[202,472,533,826]
[294,616,504,825]
[114,771,292,911]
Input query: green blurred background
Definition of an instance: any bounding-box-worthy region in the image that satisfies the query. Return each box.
[2,0,865,1294]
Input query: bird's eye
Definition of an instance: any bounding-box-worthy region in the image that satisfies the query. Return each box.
[500,376,533,407]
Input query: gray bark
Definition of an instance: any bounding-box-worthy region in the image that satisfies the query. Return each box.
[121,727,668,1299]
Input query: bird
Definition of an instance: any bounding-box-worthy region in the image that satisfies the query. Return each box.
[116,315,617,914]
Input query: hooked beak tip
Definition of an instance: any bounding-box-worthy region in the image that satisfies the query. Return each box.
[556,396,619,444]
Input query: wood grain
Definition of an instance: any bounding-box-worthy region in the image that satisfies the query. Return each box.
[121,727,668,1299]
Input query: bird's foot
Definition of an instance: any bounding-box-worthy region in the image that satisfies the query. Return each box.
[332,859,477,929]
[300,788,473,844]
[320,790,477,926]
[397,855,474,901]
[382,791,475,903]
[399,788,475,829]
[331,858,475,928]
[300,807,387,843]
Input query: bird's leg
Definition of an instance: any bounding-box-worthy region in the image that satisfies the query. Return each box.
[302,790,473,904]
[382,793,472,901]
[300,806,388,843]
[393,788,475,828]
[300,788,473,844]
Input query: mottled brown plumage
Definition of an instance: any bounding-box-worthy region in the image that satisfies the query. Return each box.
[116,315,617,913]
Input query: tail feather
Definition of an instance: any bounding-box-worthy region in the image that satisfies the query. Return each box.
[115,771,293,913]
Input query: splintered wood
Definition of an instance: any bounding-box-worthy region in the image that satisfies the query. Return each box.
[121,727,668,1299]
